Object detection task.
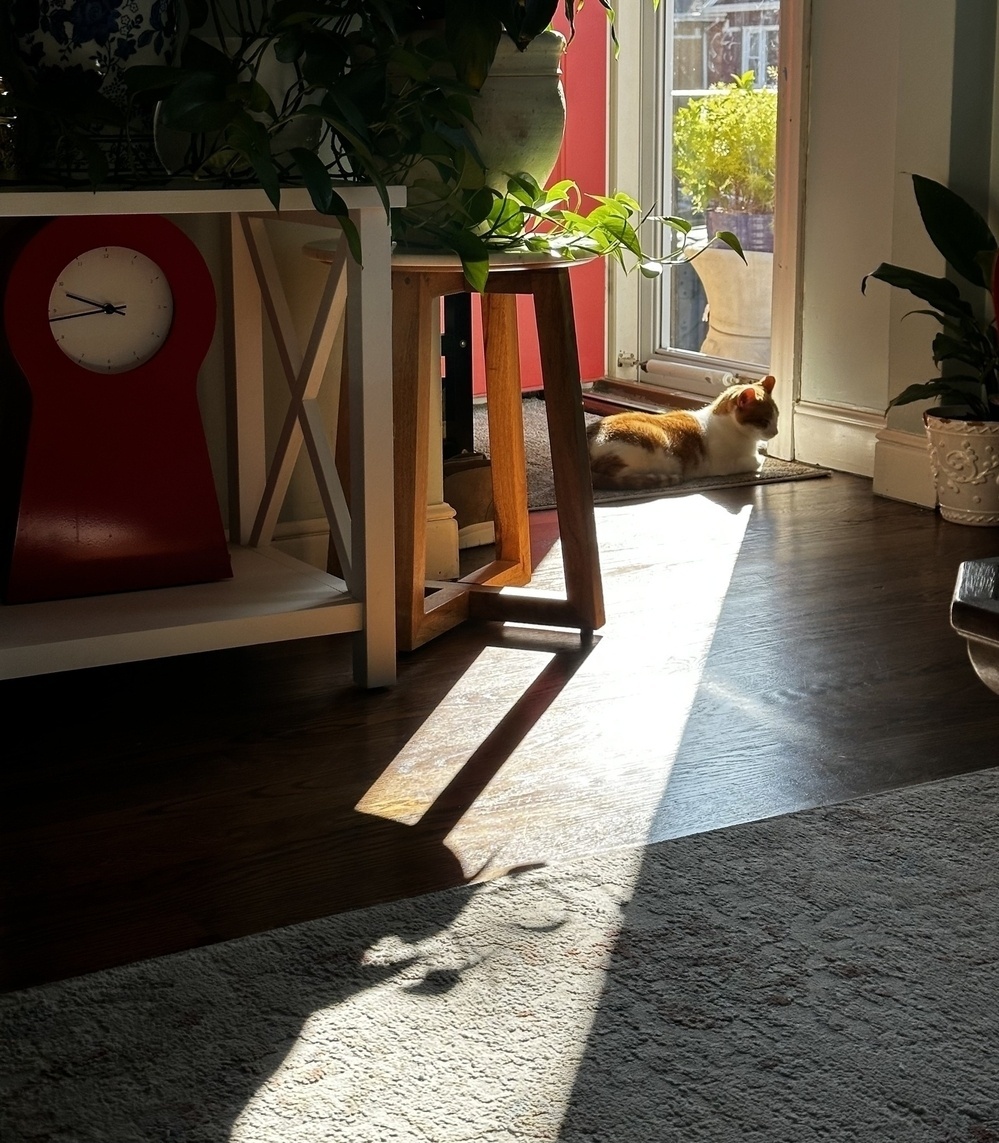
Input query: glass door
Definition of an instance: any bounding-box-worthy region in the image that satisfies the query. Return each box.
[611,0,785,401]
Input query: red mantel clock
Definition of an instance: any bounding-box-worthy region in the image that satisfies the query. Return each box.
[0,214,232,604]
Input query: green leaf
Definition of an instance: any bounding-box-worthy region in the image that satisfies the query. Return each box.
[444,227,492,291]
[465,187,499,227]
[229,79,274,116]
[543,179,576,206]
[655,214,693,234]
[180,35,234,77]
[227,114,281,207]
[386,46,432,83]
[862,263,974,321]
[121,64,184,97]
[912,173,998,289]
[931,331,989,368]
[273,29,306,65]
[161,73,239,132]
[886,379,987,413]
[444,1,502,90]
[711,230,746,261]
[506,171,543,204]
[289,146,333,212]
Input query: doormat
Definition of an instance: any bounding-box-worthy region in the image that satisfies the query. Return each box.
[473,397,829,511]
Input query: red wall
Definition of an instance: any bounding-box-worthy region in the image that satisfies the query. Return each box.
[471,15,609,394]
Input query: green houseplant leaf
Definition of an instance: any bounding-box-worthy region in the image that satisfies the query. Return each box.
[912,173,997,289]
[863,174,999,421]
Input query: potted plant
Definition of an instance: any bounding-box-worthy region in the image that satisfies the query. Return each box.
[672,69,777,253]
[122,0,735,288]
[3,0,736,290]
[863,173,999,525]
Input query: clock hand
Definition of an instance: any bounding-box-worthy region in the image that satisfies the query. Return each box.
[63,292,126,316]
[49,308,127,323]
[65,291,126,314]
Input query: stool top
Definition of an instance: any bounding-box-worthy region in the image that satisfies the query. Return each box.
[303,240,597,273]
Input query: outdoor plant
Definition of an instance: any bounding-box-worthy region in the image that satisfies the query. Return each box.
[862,173,999,421]
[672,69,776,216]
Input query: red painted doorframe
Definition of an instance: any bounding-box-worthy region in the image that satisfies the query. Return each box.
[470,15,608,395]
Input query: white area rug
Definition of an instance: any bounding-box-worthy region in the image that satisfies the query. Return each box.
[4,765,999,1141]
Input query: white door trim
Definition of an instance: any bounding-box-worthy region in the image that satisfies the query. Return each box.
[607,0,811,463]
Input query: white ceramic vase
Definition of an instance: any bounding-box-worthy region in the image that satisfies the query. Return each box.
[925,413,999,526]
[471,29,567,191]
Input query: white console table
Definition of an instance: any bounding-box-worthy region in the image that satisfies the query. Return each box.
[0,184,404,688]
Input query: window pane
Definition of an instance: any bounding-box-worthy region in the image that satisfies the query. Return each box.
[659,0,780,374]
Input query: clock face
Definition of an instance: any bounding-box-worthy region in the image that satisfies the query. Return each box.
[47,246,175,374]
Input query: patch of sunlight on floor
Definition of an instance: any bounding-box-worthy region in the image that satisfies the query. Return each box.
[446,498,756,857]
[355,644,556,825]
[231,499,752,1142]
[230,844,647,1143]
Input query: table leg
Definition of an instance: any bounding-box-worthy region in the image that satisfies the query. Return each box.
[347,206,397,686]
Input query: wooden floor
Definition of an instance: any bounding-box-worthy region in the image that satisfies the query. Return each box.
[4,472,999,992]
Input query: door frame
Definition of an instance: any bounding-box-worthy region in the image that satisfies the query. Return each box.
[607,0,811,462]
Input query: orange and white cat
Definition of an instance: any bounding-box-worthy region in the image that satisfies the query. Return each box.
[587,375,779,490]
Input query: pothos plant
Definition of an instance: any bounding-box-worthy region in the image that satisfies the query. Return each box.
[4,0,735,288]
[862,174,999,421]
[122,0,730,287]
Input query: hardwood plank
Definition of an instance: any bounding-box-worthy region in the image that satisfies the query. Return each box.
[4,473,999,990]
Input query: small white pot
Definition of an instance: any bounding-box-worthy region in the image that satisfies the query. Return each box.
[924,412,999,526]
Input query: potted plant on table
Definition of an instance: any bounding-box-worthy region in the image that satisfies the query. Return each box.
[130,0,720,288]
[862,173,999,525]
[3,0,739,290]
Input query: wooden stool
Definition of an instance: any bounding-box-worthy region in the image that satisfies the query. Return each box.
[304,245,606,652]
[392,249,607,651]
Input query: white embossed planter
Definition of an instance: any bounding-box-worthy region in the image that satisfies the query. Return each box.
[925,412,999,526]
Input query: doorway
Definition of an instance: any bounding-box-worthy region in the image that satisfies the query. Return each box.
[607,0,808,462]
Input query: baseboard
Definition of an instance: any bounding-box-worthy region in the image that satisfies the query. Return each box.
[792,401,883,477]
[271,519,331,571]
[458,520,496,549]
[873,428,936,508]
[270,509,464,580]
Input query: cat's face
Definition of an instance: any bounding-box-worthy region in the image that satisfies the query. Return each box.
[718,375,779,439]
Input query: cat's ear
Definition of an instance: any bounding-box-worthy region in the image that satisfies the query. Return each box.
[761,375,776,393]
[738,387,757,407]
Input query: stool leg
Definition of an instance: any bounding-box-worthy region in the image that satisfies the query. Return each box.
[532,268,606,632]
[392,272,435,651]
[481,292,532,585]
[393,272,471,650]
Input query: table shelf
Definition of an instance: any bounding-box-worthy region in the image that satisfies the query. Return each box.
[0,546,361,679]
